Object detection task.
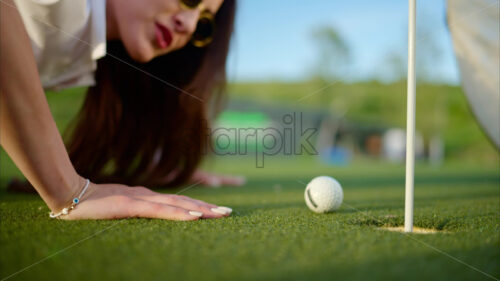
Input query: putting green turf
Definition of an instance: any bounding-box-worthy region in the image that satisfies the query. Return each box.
[0,155,499,281]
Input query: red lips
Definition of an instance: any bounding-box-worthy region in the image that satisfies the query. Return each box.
[155,22,173,49]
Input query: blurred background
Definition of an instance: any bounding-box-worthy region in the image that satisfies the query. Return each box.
[212,0,499,168]
[1,0,498,185]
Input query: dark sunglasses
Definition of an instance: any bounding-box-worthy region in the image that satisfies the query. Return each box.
[180,0,215,47]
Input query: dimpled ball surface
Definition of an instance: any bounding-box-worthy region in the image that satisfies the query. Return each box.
[304,176,343,213]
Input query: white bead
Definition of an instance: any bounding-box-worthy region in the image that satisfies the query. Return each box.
[62,208,69,215]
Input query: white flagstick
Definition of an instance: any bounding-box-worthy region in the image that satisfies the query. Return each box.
[404,0,416,233]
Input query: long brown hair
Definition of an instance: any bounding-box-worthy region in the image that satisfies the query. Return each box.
[65,0,236,188]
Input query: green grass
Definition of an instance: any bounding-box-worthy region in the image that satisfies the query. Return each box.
[1,156,499,281]
[228,81,498,162]
[0,83,499,280]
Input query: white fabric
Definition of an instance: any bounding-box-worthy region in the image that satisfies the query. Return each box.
[14,0,106,90]
[448,0,500,148]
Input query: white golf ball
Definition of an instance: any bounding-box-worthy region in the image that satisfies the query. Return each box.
[304,176,343,213]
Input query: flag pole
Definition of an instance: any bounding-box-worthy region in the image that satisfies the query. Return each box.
[404,0,416,233]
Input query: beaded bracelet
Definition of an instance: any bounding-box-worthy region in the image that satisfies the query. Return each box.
[49,179,90,218]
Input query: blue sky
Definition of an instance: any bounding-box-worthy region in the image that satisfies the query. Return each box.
[227,0,460,84]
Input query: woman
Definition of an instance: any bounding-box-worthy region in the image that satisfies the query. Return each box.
[0,0,243,220]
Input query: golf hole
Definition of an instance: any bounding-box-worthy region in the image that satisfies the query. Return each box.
[380,226,442,234]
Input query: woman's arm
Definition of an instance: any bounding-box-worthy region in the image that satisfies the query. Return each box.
[0,0,231,220]
[0,0,80,211]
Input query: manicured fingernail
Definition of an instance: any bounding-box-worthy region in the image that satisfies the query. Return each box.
[218,206,232,214]
[211,207,228,215]
[189,211,203,217]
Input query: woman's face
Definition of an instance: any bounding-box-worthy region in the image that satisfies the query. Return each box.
[107,0,224,63]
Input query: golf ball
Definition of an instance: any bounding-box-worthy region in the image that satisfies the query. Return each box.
[304,176,343,213]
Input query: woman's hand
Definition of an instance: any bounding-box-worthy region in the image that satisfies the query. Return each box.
[190,170,246,188]
[62,183,232,221]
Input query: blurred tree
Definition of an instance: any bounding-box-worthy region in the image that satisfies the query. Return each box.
[309,26,352,113]
[376,11,444,83]
[311,26,351,81]
[415,22,444,82]
[377,52,406,82]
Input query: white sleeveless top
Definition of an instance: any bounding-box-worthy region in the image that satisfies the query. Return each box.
[14,0,106,90]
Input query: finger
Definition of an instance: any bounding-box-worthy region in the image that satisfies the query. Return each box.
[190,170,210,183]
[205,176,221,187]
[200,174,246,187]
[136,194,230,218]
[192,173,220,187]
[173,196,233,217]
[128,186,232,217]
[219,175,246,186]
[191,171,223,187]
[177,196,233,216]
[130,199,203,221]
[129,187,221,211]
[132,187,218,209]
[129,187,223,212]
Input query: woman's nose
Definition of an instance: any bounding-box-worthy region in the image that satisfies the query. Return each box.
[172,10,199,34]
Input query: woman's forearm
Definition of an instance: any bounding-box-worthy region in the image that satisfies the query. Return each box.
[0,0,82,211]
